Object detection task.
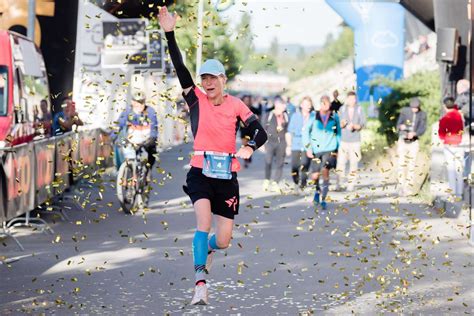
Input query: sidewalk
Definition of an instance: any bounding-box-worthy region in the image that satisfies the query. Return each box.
[0,143,473,314]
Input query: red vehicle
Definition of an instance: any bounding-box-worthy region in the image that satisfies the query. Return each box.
[0,30,52,148]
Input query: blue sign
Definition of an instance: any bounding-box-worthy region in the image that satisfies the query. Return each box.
[326,0,405,102]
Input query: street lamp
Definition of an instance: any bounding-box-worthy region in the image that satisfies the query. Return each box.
[28,0,36,41]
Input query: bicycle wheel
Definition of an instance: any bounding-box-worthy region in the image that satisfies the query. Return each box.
[116,161,136,214]
[140,166,151,207]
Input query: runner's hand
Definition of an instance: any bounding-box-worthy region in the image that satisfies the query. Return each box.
[158,6,177,32]
[306,150,314,159]
[236,146,254,159]
[286,146,291,157]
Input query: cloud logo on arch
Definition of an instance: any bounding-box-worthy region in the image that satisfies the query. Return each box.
[371,31,399,48]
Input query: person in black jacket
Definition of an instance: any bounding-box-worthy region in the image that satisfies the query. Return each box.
[263,96,288,192]
[330,89,343,113]
[396,97,427,196]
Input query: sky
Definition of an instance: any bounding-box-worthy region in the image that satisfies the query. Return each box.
[219,0,343,49]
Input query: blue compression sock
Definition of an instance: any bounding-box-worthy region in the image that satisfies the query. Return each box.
[208,234,221,251]
[193,230,209,283]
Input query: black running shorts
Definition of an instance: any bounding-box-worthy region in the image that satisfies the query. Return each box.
[183,167,240,220]
[310,151,337,173]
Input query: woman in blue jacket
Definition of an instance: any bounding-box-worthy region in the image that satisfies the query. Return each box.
[287,96,314,190]
[302,95,341,210]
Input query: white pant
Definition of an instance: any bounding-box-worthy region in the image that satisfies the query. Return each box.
[443,145,464,196]
[397,139,419,191]
[336,141,361,186]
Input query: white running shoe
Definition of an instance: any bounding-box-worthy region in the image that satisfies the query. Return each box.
[206,251,215,273]
[262,179,270,191]
[270,181,281,193]
[191,284,208,305]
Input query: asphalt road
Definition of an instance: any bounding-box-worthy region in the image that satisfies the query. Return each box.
[1,143,473,315]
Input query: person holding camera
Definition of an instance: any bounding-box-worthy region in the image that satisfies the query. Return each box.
[396,97,427,196]
[335,91,366,191]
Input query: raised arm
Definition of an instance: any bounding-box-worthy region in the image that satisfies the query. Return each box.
[159,6,194,95]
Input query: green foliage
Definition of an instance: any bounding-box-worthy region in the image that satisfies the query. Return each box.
[151,1,242,80]
[239,26,353,78]
[244,53,278,73]
[285,27,354,80]
[233,12,254,66]
[375,71,441,149]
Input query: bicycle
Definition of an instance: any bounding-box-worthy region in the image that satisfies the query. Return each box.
[116,142,150,214]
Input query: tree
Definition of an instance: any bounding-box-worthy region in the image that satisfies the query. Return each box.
[297,46,306,60]
[153,1,243,80]
[269,36,279,58]
[234,12,254,65]
[244,53,278,73]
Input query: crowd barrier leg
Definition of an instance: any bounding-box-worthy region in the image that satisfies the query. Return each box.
[37,204,69,222]
[1,221,24,251]
[6,211,54,235]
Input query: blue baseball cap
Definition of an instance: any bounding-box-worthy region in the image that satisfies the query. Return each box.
[198,59,226,77]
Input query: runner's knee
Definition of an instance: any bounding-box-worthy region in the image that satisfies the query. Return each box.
[216,237,231,249]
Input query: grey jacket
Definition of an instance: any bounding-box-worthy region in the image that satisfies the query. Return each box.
[265,111,289,144]
[396,107,427,140]
[338,104,366,142]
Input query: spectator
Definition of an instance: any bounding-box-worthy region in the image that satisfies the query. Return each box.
[34,99,53,137]
[438,96,464,199]
[263,96,288,192]
[285,96,296,121]
[260,97,274,125]
[336,91,366,191]
[287,96,313,190]
[52,97,84,136]
[455,79,471,127]
[396,97,427,196]
[418,35,430,53]
[330,89,343,113]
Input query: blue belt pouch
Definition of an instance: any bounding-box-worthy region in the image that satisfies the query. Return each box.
[202,152,232,180]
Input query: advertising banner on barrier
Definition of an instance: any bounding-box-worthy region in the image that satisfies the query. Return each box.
[54,133,73,195]
[3,143,36,221]
[34,137,56,206]
[78,129,99,179]
[97,130,114,169]
[69,132,81,184]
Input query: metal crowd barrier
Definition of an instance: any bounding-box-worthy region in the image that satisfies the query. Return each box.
[0,129,114,250]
